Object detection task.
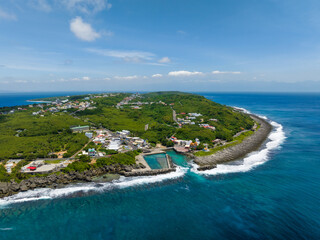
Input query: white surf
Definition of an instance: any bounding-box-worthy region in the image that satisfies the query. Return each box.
[191,112,286,176]
[0,166,187,207]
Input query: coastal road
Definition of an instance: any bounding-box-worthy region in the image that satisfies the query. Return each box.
[172,108,178,124]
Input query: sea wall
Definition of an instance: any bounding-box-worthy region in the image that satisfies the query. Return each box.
[194,115,272,170]
[123,168,175,177]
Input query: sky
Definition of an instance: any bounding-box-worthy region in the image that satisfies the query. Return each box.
[1,0,320,92]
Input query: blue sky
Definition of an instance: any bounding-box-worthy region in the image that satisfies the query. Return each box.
[1,0,320,92]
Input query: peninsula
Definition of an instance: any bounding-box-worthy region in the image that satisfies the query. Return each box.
[0,92,272,197]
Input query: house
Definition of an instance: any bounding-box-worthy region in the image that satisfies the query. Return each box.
[108,138,121,151]
[189,113,202,117]
[199,124,216,131]
[88,148,96,157]
[209,118,218,122]
[85,132,93,139]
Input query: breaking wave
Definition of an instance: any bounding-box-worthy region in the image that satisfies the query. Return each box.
[0,166,187,207]
[192,112,286,176]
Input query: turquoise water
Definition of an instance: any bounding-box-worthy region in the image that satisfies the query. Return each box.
[143,153,168,169]
[1,93,320,239]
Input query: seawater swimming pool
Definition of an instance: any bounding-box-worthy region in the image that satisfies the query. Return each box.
[143,153,169,169]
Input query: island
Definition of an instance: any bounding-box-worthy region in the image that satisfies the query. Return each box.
[0,92,272,197]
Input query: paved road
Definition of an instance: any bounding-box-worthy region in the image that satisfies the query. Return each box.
[172,108,178,124]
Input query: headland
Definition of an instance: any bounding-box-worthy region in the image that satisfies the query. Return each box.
[0,91,273,198]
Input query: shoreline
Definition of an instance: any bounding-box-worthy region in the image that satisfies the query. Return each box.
[0,114,272,198]
[193,114,273,171]
[0,152,176,198]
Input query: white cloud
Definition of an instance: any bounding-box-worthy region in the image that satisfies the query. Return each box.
[70,17,100,42]
[30,0,52,12]
[212,70,241,74]
[114,75,138,80]
[0,8,17,21]
[152,74,163,78]
[158,57,171,63]
[104,77,111,81]
[177,30,186,35]
[168,71,203,77]
[15,80,28,83]
[61,0,112,14]
[87,48,155,62]
[56,77,91,82]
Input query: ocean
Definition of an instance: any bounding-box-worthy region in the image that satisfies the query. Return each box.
[0,92,320,240]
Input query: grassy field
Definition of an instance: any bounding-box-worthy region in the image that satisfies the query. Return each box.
[194,130,255,157]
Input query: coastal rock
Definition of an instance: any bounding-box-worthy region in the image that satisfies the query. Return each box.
[19,183,29,192]
[197,165,217,171]
[0,162,176,198]
[9,182,20,192]
[123,166,133,172]
[0,182,9,194]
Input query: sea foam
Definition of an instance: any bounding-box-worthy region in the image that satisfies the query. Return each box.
[0,166,187,207]
[191,111,286,176]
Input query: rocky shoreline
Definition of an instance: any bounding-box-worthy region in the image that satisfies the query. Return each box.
[0,115,271,198]
[0,154,177,198]
[0,163,155,198]
[193,115,273,171]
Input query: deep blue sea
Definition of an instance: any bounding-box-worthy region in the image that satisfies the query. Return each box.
[1,92,320,240]
[0,92,108,108]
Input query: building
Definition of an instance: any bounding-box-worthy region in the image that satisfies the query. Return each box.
[189,113,202,117]
[85,132,93,139]
[108,138,121,151]
[70,125,90,133]
[88,148,96,157]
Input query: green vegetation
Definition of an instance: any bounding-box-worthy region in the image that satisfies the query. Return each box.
[62,155,91,173]
[142,92,254,139]
[96,150,140,167]
[44,159,64,164]
[0,91,257,184]
[62,150,140,173]
[0,91,254,162]
[0,164,10,182]
[0,109,88,160]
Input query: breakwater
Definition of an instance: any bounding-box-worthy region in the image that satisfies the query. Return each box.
[194,115,272,170]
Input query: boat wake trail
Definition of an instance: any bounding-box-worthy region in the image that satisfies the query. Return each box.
[191,113,286,176]
[0,166,187,207]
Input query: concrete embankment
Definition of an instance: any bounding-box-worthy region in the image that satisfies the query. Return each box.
[125,153,176,177]
[194,115,272,171]
[123,168,175,177]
